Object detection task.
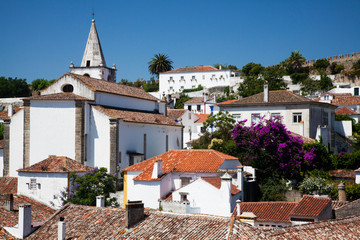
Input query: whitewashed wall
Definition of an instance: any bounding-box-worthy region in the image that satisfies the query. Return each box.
[254,221,292,228]
[159,70,241,94]
[0,149,3,177]
[117,121,182,170]
[17,172,68,209]
[70,67,113,82]
[355,171,360,184]
[166,172,219,192]
[335,120,352,137]
[29,101,76,165]
[177,110,199,148]
[41,75,95,100]
[9,109,24,177]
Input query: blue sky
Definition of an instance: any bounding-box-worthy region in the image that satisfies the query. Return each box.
[1,0,359,83]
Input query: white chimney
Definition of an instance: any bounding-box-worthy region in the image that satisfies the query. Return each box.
[219,65,222,70]
[236,199,241,216]
[220,172,232,199]
[151,160,162,179]
[5,194,14,211]
[300,121,304,136]
[204,93,209,103]
[8,104,13,117]
[237,166,244,202]
[58,217,65,240]
[96,196,105,207]
[264,84,269,102]
[19,204,32,238]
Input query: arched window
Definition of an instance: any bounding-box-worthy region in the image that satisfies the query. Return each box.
[62,84,74,93]
[83,73,90,77]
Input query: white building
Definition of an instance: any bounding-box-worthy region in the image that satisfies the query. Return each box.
[159,66,241,95]
[183,94,216,114]
[17,155,92,208]
[356,168,360,184]
[1,19,183,178]
[217,86,337,151]
[123,149,255,217]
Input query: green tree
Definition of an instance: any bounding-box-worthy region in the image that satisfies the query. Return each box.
[203,111,236,141]
[214,64,238,70]
[31,78,53,91]
[319,72,333,92]
[351,59,360,77]
[284,51,306,74]
[314,59,330,71]
[0,123,3,140]
[238,75,265,98]
[142,77,159,92]
[54,167,118,207]
[174,95,192,109]
[262,65,287,91]
[330,62,345,74]
[0,77,31,98]
[241,62,264,76]
[290,73,308,84]
[148,53,174,78]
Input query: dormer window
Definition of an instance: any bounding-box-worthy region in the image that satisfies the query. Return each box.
[86,60,90,67]
[62,84,74,93]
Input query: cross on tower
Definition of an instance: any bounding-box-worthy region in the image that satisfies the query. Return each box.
[92,9,95,20]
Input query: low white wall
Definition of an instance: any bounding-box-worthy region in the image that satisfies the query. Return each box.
[334,120,352,137]
[9,109,24,177]
[0,149,3,177]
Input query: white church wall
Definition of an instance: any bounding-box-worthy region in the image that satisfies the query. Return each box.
[94,92,158,112]
[9,109,24,177]
[117,122,182,170]
[87,107,110,170]
[29,101,76,165]
[41,75,95,100]
[0,149,3,177]
[17,171,68,209]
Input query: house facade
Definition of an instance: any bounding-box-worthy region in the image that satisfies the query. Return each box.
[183,95,216,114]
[123,149,254,217]
[218,87,337,151]
[159,66,241,95]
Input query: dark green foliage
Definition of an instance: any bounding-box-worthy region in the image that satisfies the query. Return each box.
[314,59,330,71]
[0,123,3,140]
[345,184,360,201]
[118,78,159,92]
[31,78,54,91]
[319,73,333,92]
[262,65,287,91]
[290,73,309,84]
[203,111,236,141]
[208,139,239,157]
[330,62,345,74]
[182,85,203,93]
[335,114,355,123]
[330,151,360,170]
[303,142,331,171]
[308,169,331,180]
[300,72,333,96]
[241,62,264,76]
[237,75,265,98]
[174,95,192,109]
[0,77,31,98]
[259,177,288,201]
[58,167,118,207]
[148,53,173,78]
[284,51,306,74]
[214,64,238,70]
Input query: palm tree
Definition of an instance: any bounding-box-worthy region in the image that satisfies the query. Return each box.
[285,51,306,74]
[148,53,173,78]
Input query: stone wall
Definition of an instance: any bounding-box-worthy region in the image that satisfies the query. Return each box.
[335,199,360,219]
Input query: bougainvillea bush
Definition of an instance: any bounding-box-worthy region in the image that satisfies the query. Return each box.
[232,117,316,181]
[53,167,118,207]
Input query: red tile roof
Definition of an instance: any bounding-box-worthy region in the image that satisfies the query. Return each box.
[123,149,239,181]
[167,109,187,121]
[290,195,331,218]
[201,177,241,195]
[329,170,355,179]
[184,97,206,104]
[331,95,360,106]
[0,140,3,150]
[56,73,160,102]
[217,100,238,105]
[331,200,350,210]
[0,108,22,120]
[93,105,181,127]
[164,66,219,73]
[335,106,360,115]
[195,114,210,123]
[239,202,297,223]
[0,177,17,195]
[0,195,55,228]
[25,92,92,101]
[290,132,316,144]
[17,156,92,173]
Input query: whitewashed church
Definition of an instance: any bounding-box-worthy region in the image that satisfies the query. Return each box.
[1,18,183,178]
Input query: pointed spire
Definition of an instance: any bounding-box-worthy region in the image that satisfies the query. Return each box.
[80,19,106,67]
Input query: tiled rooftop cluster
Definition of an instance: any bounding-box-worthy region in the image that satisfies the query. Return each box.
[195,113,210,123]
[0,177,17,195]
[167,109,187,120]
[335,106,360,115]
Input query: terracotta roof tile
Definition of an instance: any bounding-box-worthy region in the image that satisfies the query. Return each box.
[329,169,355,179]
[335,106,360,115]
[0,195,55,228]
[17,156,92,173]
[25,92,92,101]
[93,105,181,127]
[290,132,316,144]
[331,200,350,210]
[184,97,214,104]
[65,73,159,102]
[0,108,22,120]
[167,109,187,121]
[164,66,219,73]
[0,227,16,240]
[0,177,17,195]
[201,177,241,195]
[217,99,238,105]
[195,114,210,123]
[123,149,239,181]
[331,95,360,106]
[290,195,331,218]
[239,202,297,223]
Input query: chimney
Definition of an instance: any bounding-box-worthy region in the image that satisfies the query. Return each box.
[219,65,222,70]
[125,201,144,228]
[96,196,105,207]
[220,172,232,198]
[263,84,269,102]
[5,194,14,211]
[300,121,304,136]
[19,204,32,238]
[8,104,13,117]
[151,160,162,179]
[237,166,244,190]
[204,92,208,103]
[338,182,346,202]
[236,199,241,216]
[58,217,65,240]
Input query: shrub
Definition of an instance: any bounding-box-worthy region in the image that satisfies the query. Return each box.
[299,176,334,195]
[314,59,330,71]
[259,177,289,201]
[346,184,360,201]
[182,85,203,93]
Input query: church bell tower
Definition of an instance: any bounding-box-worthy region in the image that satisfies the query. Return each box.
[70,18,117,82]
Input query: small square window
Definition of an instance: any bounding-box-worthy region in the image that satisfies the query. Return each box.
[188,105,192,111]
[30,178,37,190]
[192,76,195,80]
[169,86,173,90]
[293,113,302,123]
[197,105,201,111]
[232,114,241,122]
[170,77,173,81]
[181,86,184,89]
[202,75,205,79]
[181,76,184,80]
[192,85,196,89]
[251,113,260,123]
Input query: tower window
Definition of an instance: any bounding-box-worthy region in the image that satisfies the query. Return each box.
[62,84,74,93]
[86,60,90,67]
